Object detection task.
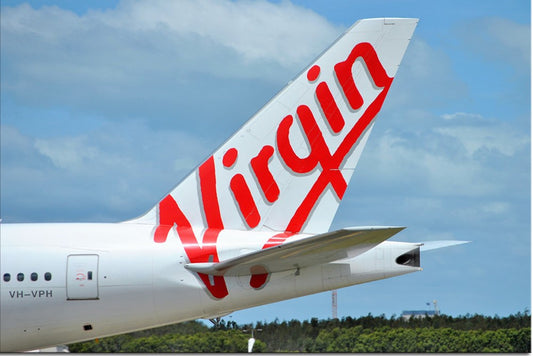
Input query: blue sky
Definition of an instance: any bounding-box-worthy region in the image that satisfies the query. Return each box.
[1,0,530,325]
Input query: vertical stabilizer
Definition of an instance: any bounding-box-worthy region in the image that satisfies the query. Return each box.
[131,18,418,236]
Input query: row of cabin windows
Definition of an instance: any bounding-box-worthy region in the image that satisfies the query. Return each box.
[3,272,52,282]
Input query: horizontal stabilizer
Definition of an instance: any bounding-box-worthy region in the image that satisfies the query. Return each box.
[185,226,404,276]
[420,240,470,252]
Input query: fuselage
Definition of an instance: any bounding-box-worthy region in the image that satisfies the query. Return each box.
[0,222,420,351]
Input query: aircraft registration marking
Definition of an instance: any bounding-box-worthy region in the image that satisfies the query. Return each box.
[8,290,54,299]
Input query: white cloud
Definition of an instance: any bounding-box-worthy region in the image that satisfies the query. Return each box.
[1,122,210,221]
[481,201,510,215]
[34,137,99,170]
[104,0,339,67]
[1,1,529,232]
[435,125,528,157]
[1,0,345,221]
[365,129,497,197]
[440,112,483,121]
[351,106,529,209]
[1,0,341,127]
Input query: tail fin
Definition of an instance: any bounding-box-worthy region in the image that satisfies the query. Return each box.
[132,18,418,235]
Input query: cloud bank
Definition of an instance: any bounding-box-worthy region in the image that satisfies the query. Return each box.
[1,1,529,241]
[1,0,341,128]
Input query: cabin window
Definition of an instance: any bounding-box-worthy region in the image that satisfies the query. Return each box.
[44,272,52,281]
[17,273,24,282]
[31,272,38,281]
[3,273,10,282]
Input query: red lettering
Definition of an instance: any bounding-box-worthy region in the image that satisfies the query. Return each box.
[230,174,261,228]
[307,64,320,82]
[274,42,392,235]
[262,231,295,249]
[308,65,345,133]
[154,157,228,299]
[154,194,186,243]
[335,42,392,111]
[200,156,224,229]
[276,105,348,232]
[250,145,280,203]
[223,148,238,168]
[316,82,345,133]
[277,107,347,198]
[276,114,316,173]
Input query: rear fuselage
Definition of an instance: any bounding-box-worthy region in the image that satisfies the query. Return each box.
[0,223,420,351]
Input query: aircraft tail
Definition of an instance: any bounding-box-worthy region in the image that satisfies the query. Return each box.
[131,18,418,236]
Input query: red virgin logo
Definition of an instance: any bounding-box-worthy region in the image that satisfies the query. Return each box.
[154,42,394,299]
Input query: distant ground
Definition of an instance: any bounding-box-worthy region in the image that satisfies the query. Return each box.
[68,311,531,352]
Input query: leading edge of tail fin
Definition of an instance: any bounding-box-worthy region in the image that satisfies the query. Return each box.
[130,18,418,234]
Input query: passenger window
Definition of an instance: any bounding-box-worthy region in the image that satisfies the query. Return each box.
[17,273,24,282]
[31,272,38,281]
[3,273,10,282]
[44,272,52,281]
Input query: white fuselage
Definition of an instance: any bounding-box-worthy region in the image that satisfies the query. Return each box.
[0,223,420,352]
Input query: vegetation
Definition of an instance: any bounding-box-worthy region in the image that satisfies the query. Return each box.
[68,311,530,352]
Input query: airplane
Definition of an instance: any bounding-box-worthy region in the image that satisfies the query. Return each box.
[0,18,468,352]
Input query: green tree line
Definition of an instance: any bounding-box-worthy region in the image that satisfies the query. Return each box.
[68,311,530,352]
[309,326,530,352]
